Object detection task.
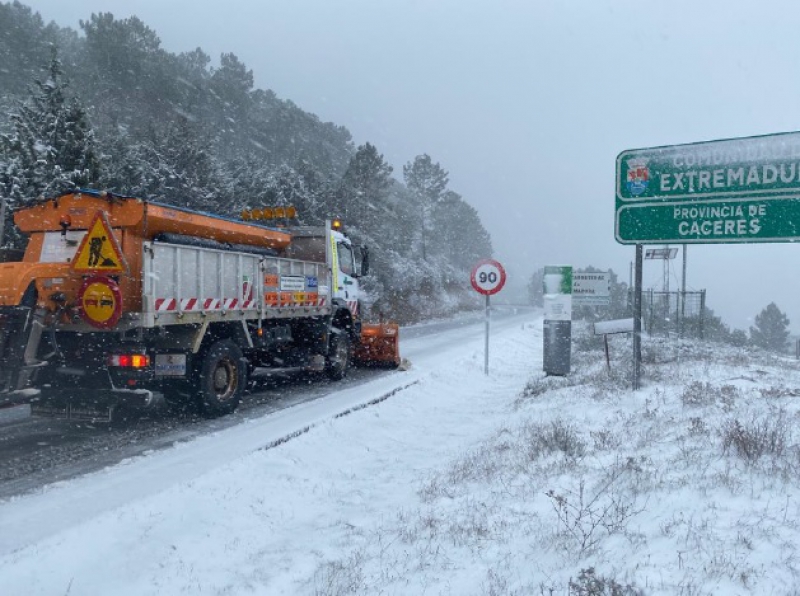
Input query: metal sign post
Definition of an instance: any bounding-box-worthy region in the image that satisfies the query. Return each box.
[484,294,490,374]
[470,259,507,375]
[633,244,643,389]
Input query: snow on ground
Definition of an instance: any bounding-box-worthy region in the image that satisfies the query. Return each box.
[3,314,800,595]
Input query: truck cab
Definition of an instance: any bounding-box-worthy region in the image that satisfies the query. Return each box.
[287,219,369,317]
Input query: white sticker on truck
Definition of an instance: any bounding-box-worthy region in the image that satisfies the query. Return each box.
[280,276,305,291]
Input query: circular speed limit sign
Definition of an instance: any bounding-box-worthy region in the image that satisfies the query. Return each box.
[470,259,506,296]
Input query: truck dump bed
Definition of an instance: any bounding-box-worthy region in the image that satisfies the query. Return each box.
[143,239,330,328]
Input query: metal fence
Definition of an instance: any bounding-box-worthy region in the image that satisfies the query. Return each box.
[638,289,706,338]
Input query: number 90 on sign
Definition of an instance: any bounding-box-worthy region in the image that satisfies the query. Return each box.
[470,259,507,295]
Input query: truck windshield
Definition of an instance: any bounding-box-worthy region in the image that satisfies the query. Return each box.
[337,242,355,276]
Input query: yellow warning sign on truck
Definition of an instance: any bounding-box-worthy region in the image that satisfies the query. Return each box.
[71,211,127,273]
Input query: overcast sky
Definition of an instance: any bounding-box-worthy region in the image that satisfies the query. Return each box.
[21,0,800,331]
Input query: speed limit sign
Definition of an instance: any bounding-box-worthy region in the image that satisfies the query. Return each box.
[470,259,506,296]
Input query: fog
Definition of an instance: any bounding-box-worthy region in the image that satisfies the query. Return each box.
[22,0,800,331]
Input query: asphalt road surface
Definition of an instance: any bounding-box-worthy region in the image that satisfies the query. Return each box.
[0,306,535,500]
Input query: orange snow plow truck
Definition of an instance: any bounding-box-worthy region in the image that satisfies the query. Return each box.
[0,190,400,417]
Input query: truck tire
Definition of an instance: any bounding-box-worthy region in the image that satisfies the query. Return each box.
[326,330,351,381]
[194,340,246,416]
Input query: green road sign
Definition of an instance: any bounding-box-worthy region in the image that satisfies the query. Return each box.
[616,196,800,244]
[616,131,800,244]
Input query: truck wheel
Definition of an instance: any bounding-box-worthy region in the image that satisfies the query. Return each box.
[326,330,351,381]
[194,340,246,416]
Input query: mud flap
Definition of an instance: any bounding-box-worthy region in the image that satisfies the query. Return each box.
[0,306,46,400]
[31,388,161,421]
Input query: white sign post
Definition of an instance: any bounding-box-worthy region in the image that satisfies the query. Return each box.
[470,259,507,374]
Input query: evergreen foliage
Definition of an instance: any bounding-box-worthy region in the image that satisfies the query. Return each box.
[750,302,790,353]
[0,3,494,322]
[336,142,394,234]
[403,154,449,262]
[0,45,100,244]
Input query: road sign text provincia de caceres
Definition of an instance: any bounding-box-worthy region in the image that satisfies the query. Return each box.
[616,133,800,243]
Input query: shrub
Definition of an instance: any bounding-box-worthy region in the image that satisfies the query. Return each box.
[524,419,586,461]
[568,567,643,596]
[680,381,738,408]
[720,412,789,463]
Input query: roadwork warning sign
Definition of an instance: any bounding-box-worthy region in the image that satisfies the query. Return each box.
[71,211,127,273]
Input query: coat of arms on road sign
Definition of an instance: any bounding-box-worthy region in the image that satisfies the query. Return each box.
[71,211,127,273]
[626,158,650,197]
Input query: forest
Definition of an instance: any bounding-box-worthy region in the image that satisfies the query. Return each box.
[0,1,494,323]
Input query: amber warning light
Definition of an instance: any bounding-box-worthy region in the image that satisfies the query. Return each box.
[241,206,297,221]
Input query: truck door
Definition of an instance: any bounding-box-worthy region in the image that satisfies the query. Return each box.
[330,233,360,316]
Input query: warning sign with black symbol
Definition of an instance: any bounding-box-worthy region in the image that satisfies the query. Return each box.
[71,211,127,274]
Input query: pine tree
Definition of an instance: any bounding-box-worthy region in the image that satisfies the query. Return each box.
[137,117,222,210]
[336,143,394,236]
[403,154,448,261]
[431,190,493,271]
[750,302,790,352]
[0,46,101,246]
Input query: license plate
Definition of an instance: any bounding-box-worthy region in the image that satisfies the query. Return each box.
[155,354,187,377]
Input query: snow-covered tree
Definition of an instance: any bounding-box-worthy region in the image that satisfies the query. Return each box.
[0,46,101,246]
[750,302,790,353]
[403,154,449,261]
[135,118,222,209]
[336,142,394,236]
[431,190,493,271]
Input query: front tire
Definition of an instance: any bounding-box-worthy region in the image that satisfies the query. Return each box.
[326,330,351,381]
[194,340,246,417]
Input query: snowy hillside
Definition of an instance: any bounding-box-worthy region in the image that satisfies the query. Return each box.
[2,313,800,595]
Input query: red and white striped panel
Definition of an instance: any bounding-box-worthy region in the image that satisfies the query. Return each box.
[154,297,257,312]
[155,298,176,311]
[347,300,359,316]
[203,298,221,310]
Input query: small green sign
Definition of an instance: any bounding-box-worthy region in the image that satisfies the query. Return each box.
[616,131,800,244]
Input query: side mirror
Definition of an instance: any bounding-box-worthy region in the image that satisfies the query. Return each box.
[360,245,370,276]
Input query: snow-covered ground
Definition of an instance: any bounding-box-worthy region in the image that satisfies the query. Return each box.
[2,313,800,595]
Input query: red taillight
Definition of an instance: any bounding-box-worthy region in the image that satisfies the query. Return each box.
[108,354,150,368]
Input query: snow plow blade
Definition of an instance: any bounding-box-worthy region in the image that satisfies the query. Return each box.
[355,322,401,367]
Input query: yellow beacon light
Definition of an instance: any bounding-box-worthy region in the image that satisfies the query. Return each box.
[241,206,298,221]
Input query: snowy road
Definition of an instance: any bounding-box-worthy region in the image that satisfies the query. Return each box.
[0,307,537,562]
[0,307,533,501]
